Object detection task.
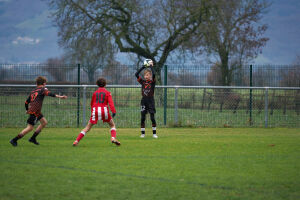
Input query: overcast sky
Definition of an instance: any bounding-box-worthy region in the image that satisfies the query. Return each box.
[0,0,299,64]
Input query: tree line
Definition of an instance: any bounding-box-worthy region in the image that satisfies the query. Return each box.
[47,0,269,85]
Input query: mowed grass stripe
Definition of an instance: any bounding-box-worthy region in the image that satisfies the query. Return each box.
[1,159,233,190]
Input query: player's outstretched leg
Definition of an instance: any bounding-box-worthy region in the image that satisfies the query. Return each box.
[150,113,158,138]
[28,118,47,145]
[10,124,34,147]
[108,119,120,146]
[73,122,93,146]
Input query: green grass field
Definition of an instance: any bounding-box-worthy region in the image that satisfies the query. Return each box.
[1,128,299,200]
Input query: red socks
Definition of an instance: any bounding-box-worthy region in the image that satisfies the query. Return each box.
[111,128,116,139]
[76,129,116,142]
[76,131,86,142]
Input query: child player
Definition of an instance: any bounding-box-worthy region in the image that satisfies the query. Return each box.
[135,59,158,138]
[73,77,121,146]
[10,76,67,146]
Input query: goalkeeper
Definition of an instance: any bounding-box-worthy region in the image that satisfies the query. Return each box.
[135,59,158,138]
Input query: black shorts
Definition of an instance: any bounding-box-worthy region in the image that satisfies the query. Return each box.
[27,114,43,126]
[141,98,156,114]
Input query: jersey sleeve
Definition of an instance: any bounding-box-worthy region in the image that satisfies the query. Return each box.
[150,67,156,83]
[107,92,116,113]
[135,66,146,84]
[137,77,145,85]
[135,66,145,78]
[43,88,56,97]
[25,95,31,110]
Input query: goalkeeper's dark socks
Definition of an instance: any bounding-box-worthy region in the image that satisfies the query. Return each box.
[152,125,156,135]
[141,128,145,135]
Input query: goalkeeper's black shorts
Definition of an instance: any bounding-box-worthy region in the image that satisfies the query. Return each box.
[141,97,156,114]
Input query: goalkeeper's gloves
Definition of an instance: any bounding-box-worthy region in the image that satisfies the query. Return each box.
[112,113,116,118]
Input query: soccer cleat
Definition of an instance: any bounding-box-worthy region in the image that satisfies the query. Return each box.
[152,134,158,139]
[111,139,121,146]
[10,139,17,147]
[140,134,145,138]
[72,140,79,146]
[29,138,40,145]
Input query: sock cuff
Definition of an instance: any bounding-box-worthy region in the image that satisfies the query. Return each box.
[152,127,156,130]
[141,128,145,131]
[111,128,116,131]
[81,131,86,135]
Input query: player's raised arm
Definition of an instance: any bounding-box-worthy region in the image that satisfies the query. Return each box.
[135,66,146,79]
[150,66,156,81]
[55,94,67,99]
[44,88,67,99]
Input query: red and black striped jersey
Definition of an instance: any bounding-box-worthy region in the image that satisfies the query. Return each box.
[25,86,56,116]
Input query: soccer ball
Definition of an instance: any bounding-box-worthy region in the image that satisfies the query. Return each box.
[143,59,153,67]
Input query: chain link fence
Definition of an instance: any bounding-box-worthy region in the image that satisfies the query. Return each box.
[1,64,299,87]
[0,85,299,128]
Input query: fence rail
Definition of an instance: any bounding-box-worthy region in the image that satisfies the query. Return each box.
[0,84,299,128]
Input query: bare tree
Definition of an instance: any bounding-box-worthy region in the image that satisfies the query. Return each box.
[207,64,222,86]
[168,70,198,85]
[102,60,132,85]
[202,0,269,85]
[45,56,72,83]
[66,36,117,84]
[280,67,300,87]
[48,0,211,84]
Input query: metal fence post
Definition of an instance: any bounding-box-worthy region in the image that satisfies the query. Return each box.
[82,85,86,127]
[249,64,253,125]
[77,63,80,127]
[174,87,178,125]
[163,65,168,126]
[264,87,269,128]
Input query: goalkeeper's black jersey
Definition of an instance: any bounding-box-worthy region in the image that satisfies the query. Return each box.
[135,66,156,99]
[137,77,156,98]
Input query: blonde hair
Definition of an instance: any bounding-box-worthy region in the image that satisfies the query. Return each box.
[144,69,152,75]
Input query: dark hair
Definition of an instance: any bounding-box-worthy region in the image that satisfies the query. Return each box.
[36,76,47,85]
[96,77,106,87]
